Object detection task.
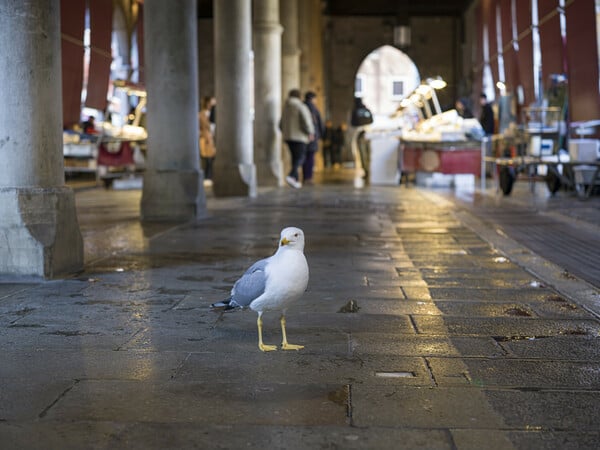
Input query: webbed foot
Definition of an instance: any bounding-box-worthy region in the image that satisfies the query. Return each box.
[259,342,278,352]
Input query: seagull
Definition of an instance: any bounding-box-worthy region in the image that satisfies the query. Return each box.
[211,227,309,352]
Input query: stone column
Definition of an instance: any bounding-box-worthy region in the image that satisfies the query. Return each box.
[299,0,325,105]
[0,0,83,278]
[280,0,301,99]
[213,0,256,197]
[298,0,326,173]
[253,0,283,186]
[141,0,205,221]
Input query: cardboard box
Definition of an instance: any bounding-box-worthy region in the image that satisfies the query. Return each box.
[569,139,599,162]
[529,136,554,156]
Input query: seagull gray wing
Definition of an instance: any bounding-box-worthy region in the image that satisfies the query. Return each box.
[230,258,269,307]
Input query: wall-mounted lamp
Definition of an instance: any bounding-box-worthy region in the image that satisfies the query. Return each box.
[427,76,447,90]
[415,84,432,98]
[394,25,411,48]
[424,76,447,115]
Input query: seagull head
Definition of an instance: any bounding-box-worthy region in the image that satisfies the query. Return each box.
[279,227,305,251]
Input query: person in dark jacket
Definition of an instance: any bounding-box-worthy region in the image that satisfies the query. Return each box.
[479,93,495,135]
[302,91,324,184]
[350,97,373,180]
[351,96,373,127]
[322,120,335,168]
[280,89,315,188]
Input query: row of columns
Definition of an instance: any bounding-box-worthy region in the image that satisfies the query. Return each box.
[0,0,84,278]
[145,0,323,202]
[0,0,322,278]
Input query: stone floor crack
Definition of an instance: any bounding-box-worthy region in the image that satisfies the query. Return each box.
[38,380,79,419]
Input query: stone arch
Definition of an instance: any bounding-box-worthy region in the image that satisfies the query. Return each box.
[354,45,421,122]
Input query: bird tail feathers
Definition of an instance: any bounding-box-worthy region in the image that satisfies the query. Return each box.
[210,298,237,311]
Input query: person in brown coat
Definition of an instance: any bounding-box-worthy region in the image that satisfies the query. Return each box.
[199,96,216,184]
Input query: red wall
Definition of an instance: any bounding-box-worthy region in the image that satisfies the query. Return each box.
[475,0,600,122]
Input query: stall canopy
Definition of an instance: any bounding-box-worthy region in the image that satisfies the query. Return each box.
[500,0,519,93]
[538,0,565,78]
[487,0,499,85]
[482,0,599,123]
[515,0,535,106]
[565,0,600,122]
[85,0,113,111]
[137,3,145,84]
[473,2,484,105]
[60,0,86,128]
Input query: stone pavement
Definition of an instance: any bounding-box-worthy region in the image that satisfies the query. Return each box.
[1,176,599,449]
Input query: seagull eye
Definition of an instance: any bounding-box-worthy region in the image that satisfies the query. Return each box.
[294,233,299,237]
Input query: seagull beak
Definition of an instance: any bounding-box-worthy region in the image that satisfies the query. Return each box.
[281,237,290,246]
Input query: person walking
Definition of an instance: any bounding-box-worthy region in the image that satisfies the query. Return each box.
[479,93,495,135]
[280,89,314,189]
[302,91,324,185]
[199,96,216,185]
[322,120,335,168]
[332,122,347,169]
[350,96,373,181]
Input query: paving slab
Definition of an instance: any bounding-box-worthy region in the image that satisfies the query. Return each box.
[43,380,349,426]
[497,335,600,360]
[412,315,599,337]
[484,389,600,431]
[0,422,456,450]
[351,385,508,429]
[1,181,599,449]
[429,357,600,389]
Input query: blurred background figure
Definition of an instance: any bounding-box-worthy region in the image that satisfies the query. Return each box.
[332,123,347,169]
[82,115,98,135]
[322,120,335,168]
[350,97,374,183]
[479,93,495,135]
[199,96,216,186]
[455,97,474,118]
[303,91,324,185]
[280,89,314,189]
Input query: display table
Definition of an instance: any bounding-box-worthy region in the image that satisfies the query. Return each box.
[400,139,482,176]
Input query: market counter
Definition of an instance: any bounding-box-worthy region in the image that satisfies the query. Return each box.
[401,139,482,176]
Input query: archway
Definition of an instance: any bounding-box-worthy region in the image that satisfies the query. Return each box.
[354,45,420,127]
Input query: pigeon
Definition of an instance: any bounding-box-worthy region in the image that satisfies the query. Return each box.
[211,227,309,352]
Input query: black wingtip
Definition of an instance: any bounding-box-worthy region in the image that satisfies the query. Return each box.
[210,299,235,311]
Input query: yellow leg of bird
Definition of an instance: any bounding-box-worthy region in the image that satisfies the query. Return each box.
[280,315,304,350]
[257,313,277,352]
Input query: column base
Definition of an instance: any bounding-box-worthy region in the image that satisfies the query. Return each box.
[141,169,206,222]
[213,163,257,197]
[0,187,84,279]
[256,159,283,187]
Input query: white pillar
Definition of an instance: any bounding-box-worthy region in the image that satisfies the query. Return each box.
[299,0,325,102]
[0,0,83,278]
[213,0,256,197]
[280,0,301,100]
[298,0,326,172]
[253,0,283,186]
[141,0,206,221]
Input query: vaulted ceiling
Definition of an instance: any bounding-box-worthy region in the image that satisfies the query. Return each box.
[323,0,475,16]
[197,0,475,19]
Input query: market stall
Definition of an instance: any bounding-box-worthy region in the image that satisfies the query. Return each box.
[398,107,485,182]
